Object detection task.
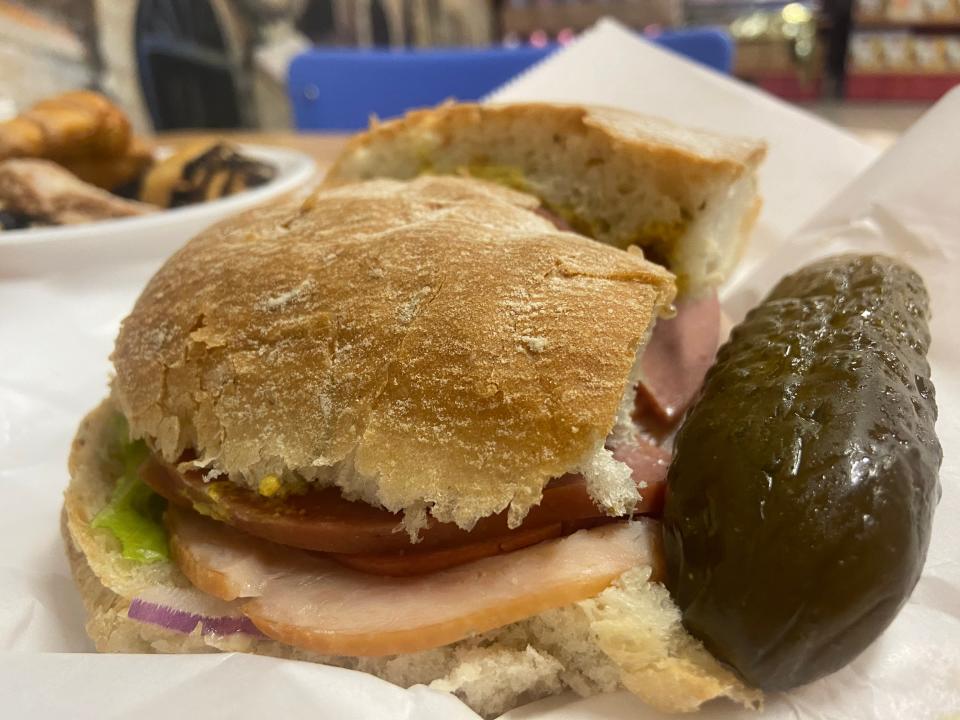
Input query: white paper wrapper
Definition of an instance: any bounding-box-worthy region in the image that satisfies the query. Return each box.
[1,18,958,719]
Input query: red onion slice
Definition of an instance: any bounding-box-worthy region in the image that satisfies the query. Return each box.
[127,598,262,636]
[127,586,264,637]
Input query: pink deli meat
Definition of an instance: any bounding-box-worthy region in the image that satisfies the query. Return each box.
[639,290,721,423]
[167,505,661,656]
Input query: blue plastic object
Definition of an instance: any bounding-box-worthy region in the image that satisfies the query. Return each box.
[658,28,733,76]
[289,29,732,131]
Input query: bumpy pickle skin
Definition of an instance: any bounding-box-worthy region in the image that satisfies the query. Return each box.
[663,254,942,692]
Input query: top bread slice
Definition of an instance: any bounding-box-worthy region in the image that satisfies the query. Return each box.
[63,399,760,718]
[324,103,766,294]
[111,176,674,532]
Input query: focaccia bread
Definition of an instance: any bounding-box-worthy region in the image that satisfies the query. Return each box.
[324,103,766,293]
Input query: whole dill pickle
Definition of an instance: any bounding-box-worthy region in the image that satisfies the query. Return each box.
[663,254,941,691]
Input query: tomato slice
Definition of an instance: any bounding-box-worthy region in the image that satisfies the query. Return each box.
[141,451,667,557]
[327,523,564,575]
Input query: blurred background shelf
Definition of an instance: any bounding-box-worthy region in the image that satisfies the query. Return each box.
[0,0,954,137]
[855,18,960,29]
[847,71,960,99]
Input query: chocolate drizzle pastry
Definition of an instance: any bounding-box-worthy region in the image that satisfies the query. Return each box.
[140,142,277,209]
[0,208,32,230]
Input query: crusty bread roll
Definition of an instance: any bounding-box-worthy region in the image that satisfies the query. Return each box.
[324,103,766,294]
[64,400,760,718]
[111,175,674,531]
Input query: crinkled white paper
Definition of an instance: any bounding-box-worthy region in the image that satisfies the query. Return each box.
[1,19,958,719]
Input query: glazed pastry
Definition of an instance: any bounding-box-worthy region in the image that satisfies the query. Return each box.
[61,138,155,192]
[0,91,132,162]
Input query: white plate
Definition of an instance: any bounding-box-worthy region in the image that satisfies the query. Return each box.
[0,144,317,275]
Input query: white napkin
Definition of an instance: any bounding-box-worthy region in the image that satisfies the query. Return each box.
[1,18,957,719]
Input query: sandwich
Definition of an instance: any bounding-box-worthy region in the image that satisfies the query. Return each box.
[63,104,772,716]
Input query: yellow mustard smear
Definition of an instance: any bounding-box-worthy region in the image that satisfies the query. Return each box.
[636,219,687,247]
[195,480,233,521]
[537,200,688,255]
[190,501,220,520]
[419,163,688,276]
[461,164,529,192]
[258,474,282,497]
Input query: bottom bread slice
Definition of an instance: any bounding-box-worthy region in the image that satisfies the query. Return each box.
[62,400,759,718]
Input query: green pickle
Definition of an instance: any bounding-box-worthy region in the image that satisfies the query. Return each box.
[663,255,942,691]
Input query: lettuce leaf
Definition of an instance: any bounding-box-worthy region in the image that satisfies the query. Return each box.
[92,416,169,563]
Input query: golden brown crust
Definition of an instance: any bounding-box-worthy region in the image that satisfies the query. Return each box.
[324,102,766,293]
[0,117,45,159]
[111,176,675,529]
[0,90,132,162]
[61,137,154,191]
[329,103,764,181]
